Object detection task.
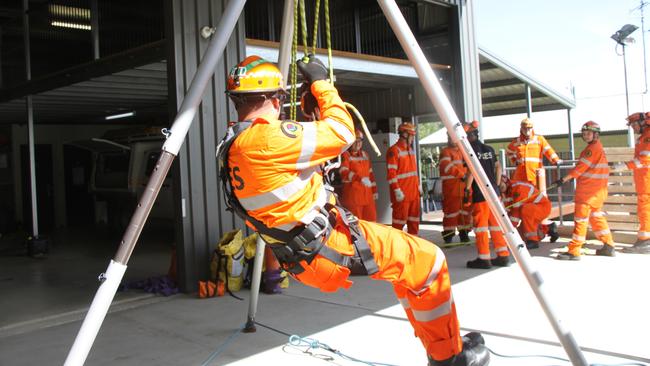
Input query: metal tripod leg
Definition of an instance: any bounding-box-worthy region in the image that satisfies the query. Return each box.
[376,1,588,365]
[244,236,266,332]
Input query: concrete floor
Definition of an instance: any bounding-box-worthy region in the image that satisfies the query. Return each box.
[1,223,649,366]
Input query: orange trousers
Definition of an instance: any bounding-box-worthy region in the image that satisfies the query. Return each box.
[638,193,650,240]
[519,200,551,242]
[442,194,471,232]
[472,201,508,259]
[293,218,462,361]
[568,202,614,256]
[346,202,377,222]
[392,199,420,235]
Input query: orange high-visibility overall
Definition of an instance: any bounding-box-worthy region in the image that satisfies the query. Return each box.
[506,133,560,185]
[504,181,551,242]
[340,149,377,221]
[439,146,471,233]
[625,128,650,241]
[566,140,613,255]
[228,80,462,361]
[387,140,421,235]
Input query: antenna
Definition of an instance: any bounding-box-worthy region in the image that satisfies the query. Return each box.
[634,0,649,93]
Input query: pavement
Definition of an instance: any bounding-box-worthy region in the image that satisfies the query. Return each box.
[1,223,649,366]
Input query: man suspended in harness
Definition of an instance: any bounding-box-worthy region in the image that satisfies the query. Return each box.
[217,55,489,366]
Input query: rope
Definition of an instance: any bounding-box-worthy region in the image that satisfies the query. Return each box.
[345,102,381,157]
[324,0,333,83]
[311,0,321,56]
[289,0,299,121]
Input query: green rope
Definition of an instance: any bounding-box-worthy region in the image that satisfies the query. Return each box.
[290,0,299,121]
[299,0,309,58]
[324,0,333,83]
[311,0,321,56]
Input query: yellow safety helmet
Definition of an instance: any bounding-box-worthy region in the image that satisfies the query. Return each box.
[227,55,284,94]
[520,118,534,128]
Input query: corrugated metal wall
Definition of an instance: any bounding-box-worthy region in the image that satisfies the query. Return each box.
[166,0,246,292]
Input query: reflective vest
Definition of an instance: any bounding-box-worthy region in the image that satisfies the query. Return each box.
[626,128,650,194]
[568,140,609,205]
[506,133,560,184]
[386,140,419,202]
[340,150,377,206]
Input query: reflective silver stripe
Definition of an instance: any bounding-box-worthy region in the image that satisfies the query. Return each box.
[640,150,650,156]
[638,231,650,238]
[393,219,407,225]
[474,227,488,233]
[408,216,419,221]
[510,216,521,223]
[593,229,611,236]
[325,117,355,147]
[439,157,451,162]
[411,296,453,323]
[388,178,398,184]
[533,193,544,204]
[572,234,586,241]
[339,166,349,172]
[634,158,643,168]
[542,145,552,153]
[397,171,418,179]
[459,210,470,215]
[550,153,559,160]
[387,164,398,170]
[580,157,609,169]
[590,211,606,217]
[444,160,463,173]
[479,253,491,259]
[581,172,609,179]
[296,123,317,169]
[349,156,368,162]
[495,247,508,253]
[348,171,356,180]
[371,182,377,187]
[398,150,414,157]
[488,226,502,232]
[398,297,410,310]
[411,250,445,296]
[575,217,589,223]
[239,168,316,211]
[525,232,538,238]
[440,175,455,180]
[523,157,541,162]
[444,212,460,218]
[503,197,513,203]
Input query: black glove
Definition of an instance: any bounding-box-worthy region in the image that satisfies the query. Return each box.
[297,55,328,83]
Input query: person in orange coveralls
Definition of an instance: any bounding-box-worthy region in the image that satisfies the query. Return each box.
[612,112,650,254]
[439,134,471,244]
[506,118,561,243]
[499,175,550,249]
[463,120,513,269]
[554,121,616,260]
[217,55,488,366]
[339,130,378,221]
[387,122,421,235]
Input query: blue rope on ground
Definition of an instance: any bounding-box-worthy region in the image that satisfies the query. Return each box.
[487,346,648,366]
[288,334,399,366]
[200,325,244,366]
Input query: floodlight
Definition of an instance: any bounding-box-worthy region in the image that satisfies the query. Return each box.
[611,24,638,45]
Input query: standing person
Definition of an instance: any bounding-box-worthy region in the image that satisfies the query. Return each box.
[506,118,561,242]
[614,112,650,254]
[464,120,513,268]
[554,121,615,260]
[387,122,422,235]
[439,134,471,244]
[219,55,488,366]
[339,130,378,221]
[499,175,551,249]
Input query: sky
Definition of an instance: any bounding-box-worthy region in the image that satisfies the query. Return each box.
[474,0,650,139]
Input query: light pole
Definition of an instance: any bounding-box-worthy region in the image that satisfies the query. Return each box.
[612,24,638,147]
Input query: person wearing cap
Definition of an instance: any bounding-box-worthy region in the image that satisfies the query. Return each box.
[613,112,650,254]
[463,120,513,269]
[506,117,561,243]
[339,130,378,221]
[218,55,489,366]
[554,121,615,260]
[439,134,472,244]
[387,121,422,235]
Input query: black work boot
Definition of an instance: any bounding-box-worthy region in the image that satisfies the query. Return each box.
[548,222,559,243]
[428,333,490,366]
[458,230,471,243]
[466,258,492,269]
[492,255,514,267]
[595,244,616,257]
[622,239,650,254]
[525,240,539,249]
[442,230,455,244]
[556,252,581,261]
